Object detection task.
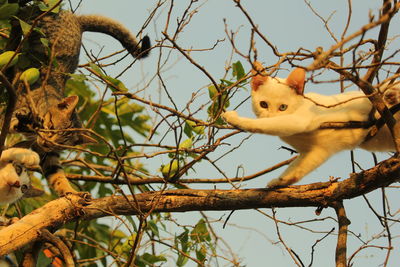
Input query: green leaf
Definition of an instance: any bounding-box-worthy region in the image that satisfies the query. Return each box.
[184,121,194,138]
[208,85,218,100]
[161,159,179,179]
[191,219,211,242]
[0,3,18,20]
[232,60,245,80]
[112,229,128,239]
[185,120,205,137]
[196,246,207,262]
[118,101,135,115]
[141,253,167,264]
[17,18,32,36]
[147,220,160,237]
[89,62,104,75]
[38,0,61,13]
[98,183,113,197]
[220,79,234,86]
[214,117,225,126]
[88,63,128,92]
[104,75,128,92]
[179,137,193,149]
[40,37,49,48]
[65,75,93,99]
[125,216,137,231]
[176,254,189,267]
[177,228,189,252]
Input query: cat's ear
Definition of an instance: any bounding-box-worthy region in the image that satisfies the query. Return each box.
[287,68,306,95]
[58,96,79,117]
[251,61,268,91]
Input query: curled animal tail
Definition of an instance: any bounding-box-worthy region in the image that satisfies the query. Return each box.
[77,15,150,58]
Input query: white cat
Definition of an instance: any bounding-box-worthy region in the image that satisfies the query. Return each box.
[222,61,399,187]
[0,148,40,204]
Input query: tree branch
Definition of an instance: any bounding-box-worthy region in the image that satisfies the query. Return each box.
[0,71,17,155]
[363,0,393,83]
[39,229,74,267]
[1,155,399,256]
[333,202,350,267]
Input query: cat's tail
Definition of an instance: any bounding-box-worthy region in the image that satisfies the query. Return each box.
[77,15,150,59]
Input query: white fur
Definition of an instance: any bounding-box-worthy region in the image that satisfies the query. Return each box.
[0,148,40,204]
[223,71,399,187]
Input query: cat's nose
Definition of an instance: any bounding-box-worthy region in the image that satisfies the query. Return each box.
[9,181,21,188]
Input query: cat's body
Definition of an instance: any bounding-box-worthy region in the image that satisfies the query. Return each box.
[8,8,150,152]
[222,62,399,187]
[0,148,39,204]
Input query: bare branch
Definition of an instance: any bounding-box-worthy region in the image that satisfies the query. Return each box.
[333,202,350,267]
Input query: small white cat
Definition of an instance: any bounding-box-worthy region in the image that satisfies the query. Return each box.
[0,148,40,204]
[222,61,399,187]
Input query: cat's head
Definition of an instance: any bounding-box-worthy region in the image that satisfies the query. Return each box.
[0,162,44,204]
[0,162,30,204]
[38,95,96,151]
[250,61,306,118]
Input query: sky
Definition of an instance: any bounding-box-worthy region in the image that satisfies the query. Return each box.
[69,1,400,266]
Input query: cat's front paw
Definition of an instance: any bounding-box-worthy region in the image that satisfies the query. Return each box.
[222,111,239,125]
[1,148,40,167]
[267,177,295,188]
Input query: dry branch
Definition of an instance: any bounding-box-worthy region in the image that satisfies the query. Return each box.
[334,202,350,267]
[1,155,399,256]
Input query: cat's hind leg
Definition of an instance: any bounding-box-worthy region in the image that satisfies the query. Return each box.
[267,148,331,188]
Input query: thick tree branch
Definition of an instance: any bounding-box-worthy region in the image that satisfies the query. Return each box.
[0,155,399,256]
[0,194,89,256]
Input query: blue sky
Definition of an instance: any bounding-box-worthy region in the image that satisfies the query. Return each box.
[70,1,400,266]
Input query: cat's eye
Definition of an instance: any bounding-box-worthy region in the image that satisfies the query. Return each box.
[13,163,23,175]
[21,184,28,193]
[279,104,288,111]
[260,101,268,109]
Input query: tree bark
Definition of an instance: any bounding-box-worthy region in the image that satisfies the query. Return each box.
[0,155,399,256]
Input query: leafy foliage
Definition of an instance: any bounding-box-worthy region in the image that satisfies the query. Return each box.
[0,0,245,266]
